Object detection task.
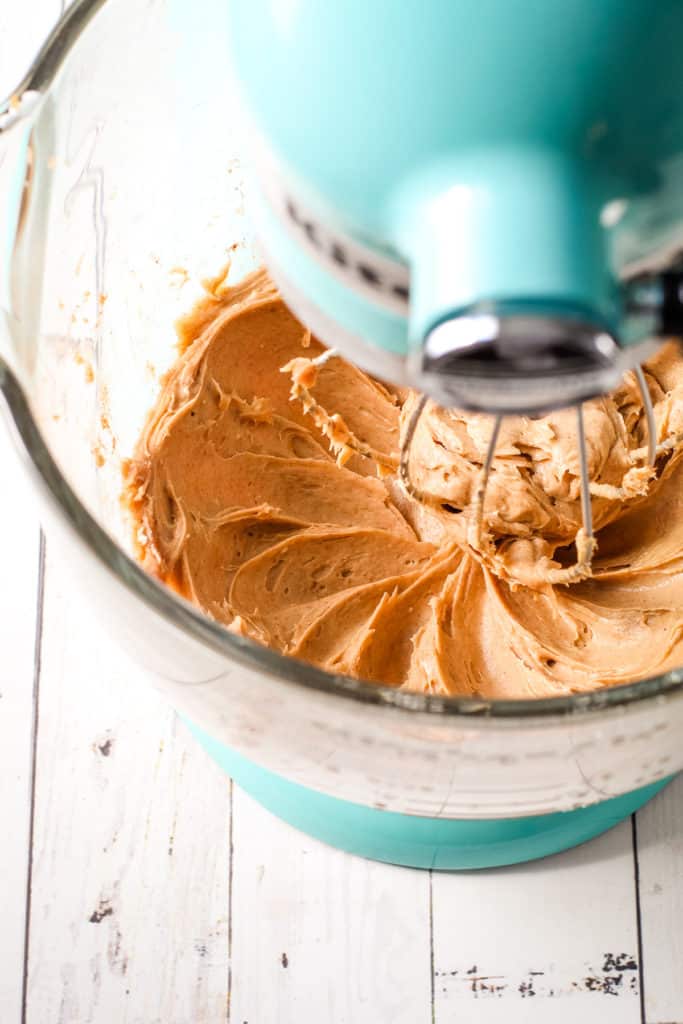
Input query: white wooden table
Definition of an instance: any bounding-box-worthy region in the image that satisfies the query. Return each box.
[3,7,683,1023]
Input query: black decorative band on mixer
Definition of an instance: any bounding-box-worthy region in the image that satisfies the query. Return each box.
[283,195,410,308]
[251,153,411,316]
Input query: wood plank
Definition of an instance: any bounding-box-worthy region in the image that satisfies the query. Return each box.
[0,433,42,1023]
[431,821,642,1024]
[634,775,683,1024]
[230,786,433,1024]
[25,552,232,1024]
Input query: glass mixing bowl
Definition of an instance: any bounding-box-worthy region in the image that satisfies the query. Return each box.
[1,0,682,823]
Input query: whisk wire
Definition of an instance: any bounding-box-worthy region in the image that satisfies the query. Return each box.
[469,413,503,550]
[575,402,594,547]
[634,364,657,466]
[482,414,503,483]
[397,395,602,585]
[399,393,429,499]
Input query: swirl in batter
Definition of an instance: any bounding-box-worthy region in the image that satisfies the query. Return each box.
[125,269,683,698]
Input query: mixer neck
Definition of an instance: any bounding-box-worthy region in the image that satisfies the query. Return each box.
[395,150,683,414]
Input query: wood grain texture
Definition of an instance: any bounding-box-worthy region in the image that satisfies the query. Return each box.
[230,787,432,1024]
[431,820,643,1024]
[25,555,232,1024]
[635,777,683,1024]
[0,435,42,1024]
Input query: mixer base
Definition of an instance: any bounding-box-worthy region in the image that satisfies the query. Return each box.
[185,719,671,869]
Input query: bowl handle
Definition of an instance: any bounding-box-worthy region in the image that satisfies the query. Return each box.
[0,89,39,377]
[0,0,105,377]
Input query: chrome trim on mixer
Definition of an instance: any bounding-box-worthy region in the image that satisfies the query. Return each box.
[414,334,661,414]
[416,310,659,414]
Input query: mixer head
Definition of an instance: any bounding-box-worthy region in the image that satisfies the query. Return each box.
[226,0,683,578]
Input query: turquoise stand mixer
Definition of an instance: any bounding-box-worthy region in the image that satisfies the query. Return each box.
[227,0,683,414]
[201,0,683,867]
[5,0,683,869]
[225,0,683,563]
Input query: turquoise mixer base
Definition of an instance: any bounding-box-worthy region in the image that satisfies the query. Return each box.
[185,720,672,869]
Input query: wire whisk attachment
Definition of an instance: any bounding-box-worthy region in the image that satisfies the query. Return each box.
[284,347,663,590]
[397,364,660,587]
[473,406,597,584]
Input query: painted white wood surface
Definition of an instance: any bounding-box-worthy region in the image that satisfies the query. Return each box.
[230,787,432,1024]
[3,5,683,1024]
[636,775,683,1024]
[25,552,232,1024]
[432,821,642,1023]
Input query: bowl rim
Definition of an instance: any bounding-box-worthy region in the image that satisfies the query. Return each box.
[3,0,683,723]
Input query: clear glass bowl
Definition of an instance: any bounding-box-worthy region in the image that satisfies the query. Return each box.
[1,0,681,819]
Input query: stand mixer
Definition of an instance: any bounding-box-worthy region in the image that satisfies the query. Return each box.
[4,0,683,868]
[227,0,683,577]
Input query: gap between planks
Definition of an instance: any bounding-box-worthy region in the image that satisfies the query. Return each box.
[0,429,43,1024]
[20,534,46,1024]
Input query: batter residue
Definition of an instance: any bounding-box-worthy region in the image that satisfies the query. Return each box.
[124,268,683,698]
